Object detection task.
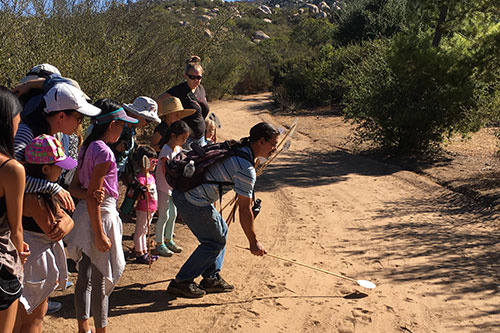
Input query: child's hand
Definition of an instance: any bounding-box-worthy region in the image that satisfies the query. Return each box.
[20,242,30,265]
[95,234,112,252]
[93,188,106,205]
[48,217,74,241]
[54,189,75,212]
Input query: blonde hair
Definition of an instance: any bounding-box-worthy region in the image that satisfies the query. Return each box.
[185,55,203,74]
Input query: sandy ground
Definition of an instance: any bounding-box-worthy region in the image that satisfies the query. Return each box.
[44,93,500,332]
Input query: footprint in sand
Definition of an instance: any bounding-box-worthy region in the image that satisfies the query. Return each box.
[351,307,373,323]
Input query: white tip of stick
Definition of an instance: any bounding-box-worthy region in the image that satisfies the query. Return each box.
[357,280,376,289]
[142,155,150,169]
[282,140,292,152]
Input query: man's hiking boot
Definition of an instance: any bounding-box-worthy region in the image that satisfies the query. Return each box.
[167,279,206,298]
[200,274,234,293]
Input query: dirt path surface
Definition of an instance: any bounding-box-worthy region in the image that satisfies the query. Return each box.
[46,93,500,332]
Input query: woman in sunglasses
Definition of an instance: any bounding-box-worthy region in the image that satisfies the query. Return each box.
[156,55,210,149]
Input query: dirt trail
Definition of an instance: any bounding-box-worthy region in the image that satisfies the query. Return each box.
[46,93,500,332]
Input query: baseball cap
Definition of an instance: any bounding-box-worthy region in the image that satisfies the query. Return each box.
[19,63,61,84]
[25,134,77,170]
[44,83,101,116]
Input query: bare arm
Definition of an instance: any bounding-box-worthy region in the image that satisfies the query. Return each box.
[70,169,104,204]
[151,131,163,153]
[3,160,29,263]
[86,162,112,252]
[237,195,266,256]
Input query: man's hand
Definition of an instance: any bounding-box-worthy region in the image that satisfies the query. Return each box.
[54,189,75,212]
[249,240,267,256]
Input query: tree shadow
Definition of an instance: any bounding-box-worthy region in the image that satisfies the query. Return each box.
[256,149,402,192]
[339,191,500,329]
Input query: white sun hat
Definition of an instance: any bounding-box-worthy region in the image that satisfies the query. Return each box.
[123,96,161,123]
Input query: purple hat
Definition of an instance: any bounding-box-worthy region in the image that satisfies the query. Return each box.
[25,135,77,170]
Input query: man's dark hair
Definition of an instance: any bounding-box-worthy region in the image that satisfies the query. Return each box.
[248,122,279,143]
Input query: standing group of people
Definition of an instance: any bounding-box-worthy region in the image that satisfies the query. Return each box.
[0,55,280,332]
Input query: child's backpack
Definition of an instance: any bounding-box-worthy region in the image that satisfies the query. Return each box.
[165,140,253,193]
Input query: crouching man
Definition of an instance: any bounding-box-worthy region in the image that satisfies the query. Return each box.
[167,122,279,298]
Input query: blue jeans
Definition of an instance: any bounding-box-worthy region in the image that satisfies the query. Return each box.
[172,189,227,281]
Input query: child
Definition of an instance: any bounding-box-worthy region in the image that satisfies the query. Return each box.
[66,99,138,333]
[205,118,217,144]
[155,121,191,256]
[133,145,159,264]
[14,135,76,332]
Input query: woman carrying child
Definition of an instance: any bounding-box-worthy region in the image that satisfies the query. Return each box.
[0,87,29,333]
[66,99,138,333]
[154,121,191,257]
[14,135,76,332]
[133,145,159,264]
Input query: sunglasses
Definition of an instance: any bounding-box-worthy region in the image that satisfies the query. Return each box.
[186,73,202,81]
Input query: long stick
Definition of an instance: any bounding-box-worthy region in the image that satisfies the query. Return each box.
[235,245,376,289]
[142,156,152,269]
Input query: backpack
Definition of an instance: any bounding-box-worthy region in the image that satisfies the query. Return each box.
[165,140,253,194]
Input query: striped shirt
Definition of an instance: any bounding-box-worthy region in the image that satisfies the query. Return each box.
[185,146,256,206]
[13,123,62,195]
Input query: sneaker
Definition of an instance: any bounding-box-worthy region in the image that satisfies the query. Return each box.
[136,254,158,264]
[46,300,62,315]
[165,240,183,253]
[200,274,234,293]
[155,244,174,257]
[167,280,206,298]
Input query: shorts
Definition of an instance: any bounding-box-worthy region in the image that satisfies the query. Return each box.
[0,264,22,310]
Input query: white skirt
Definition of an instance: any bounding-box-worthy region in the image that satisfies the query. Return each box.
[65,196,125,296]
[20,231,68,314]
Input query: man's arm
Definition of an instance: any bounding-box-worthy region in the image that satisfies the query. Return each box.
[237,195,266,256]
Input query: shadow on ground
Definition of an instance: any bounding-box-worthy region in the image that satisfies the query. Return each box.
[340,190,500,330]
[256,149,401,192]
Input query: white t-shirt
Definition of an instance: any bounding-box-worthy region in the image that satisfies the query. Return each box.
[156,144,182,195]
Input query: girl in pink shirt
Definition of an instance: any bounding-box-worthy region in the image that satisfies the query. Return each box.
[133,145,159,264]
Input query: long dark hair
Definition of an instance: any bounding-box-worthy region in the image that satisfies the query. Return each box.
[79,98,121,164]
[0,86,22,158]
[164,120,191,143]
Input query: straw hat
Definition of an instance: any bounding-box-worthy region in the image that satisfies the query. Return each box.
[160,97,195,119]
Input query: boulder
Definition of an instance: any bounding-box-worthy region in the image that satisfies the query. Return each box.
[253,30,270,42]
[263,18,272,23]
[197,15,212,21]
[204,29,213,38]
[298,8,305,14]
[316,11,328,18]
[258,5,272,15]
[318,1,330,11]
[304,3,319,14]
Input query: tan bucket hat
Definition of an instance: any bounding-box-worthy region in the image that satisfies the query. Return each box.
[160,97,196,119]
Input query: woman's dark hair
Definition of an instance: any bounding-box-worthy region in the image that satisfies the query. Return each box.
[0,86,22,158]
[184,55,203,74]
[133,145,157,164]
[248,122,279,143]
[79,98,121,164]
[159,120,191,148]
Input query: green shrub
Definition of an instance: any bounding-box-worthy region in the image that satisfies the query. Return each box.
[342,33,489,152]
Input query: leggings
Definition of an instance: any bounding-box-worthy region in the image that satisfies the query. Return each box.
[74,253,108,328]
[134,210,153,254]
[155,191,177,244]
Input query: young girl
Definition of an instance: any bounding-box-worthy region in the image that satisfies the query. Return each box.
[14,135,75,332]
[205,118,217,144]
[0,86,29,333]
[67,99,137,333]
[133,145,159,264]
[155,121,191,257]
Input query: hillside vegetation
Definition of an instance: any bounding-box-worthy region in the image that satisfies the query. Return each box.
[1,0,499,152]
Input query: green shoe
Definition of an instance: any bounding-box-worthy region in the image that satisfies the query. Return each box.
[155,244,173,257]
[166,240,183,253]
